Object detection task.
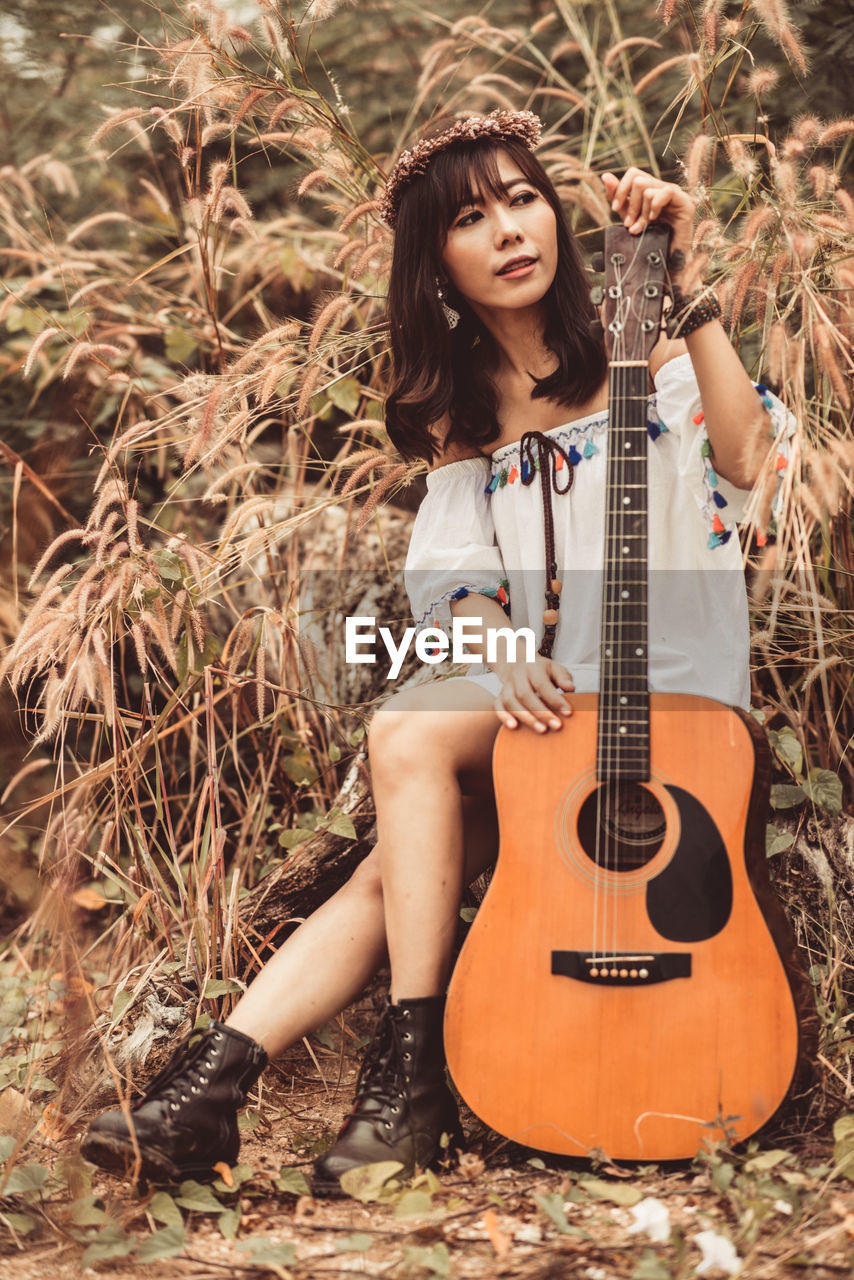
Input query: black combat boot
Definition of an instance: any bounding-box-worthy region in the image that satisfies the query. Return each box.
[81,1020,268,1182]
[312,995,463,1197]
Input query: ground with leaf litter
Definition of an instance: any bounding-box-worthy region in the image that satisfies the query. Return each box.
[4,994,854,1280]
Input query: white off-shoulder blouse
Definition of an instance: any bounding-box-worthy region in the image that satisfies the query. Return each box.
[404,354,791,710]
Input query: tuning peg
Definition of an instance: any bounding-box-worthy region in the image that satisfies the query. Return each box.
[590,285,604,306]
[590,252,605,273]
[589,317,604,339]
[668,249,686,273]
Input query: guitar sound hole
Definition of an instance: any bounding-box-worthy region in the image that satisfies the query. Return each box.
[577,782,666,872]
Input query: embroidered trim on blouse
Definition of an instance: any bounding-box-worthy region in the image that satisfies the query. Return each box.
[486,405,667,494]
[482,381,790,549]
[689,383,791,548]
[414,578,511,631]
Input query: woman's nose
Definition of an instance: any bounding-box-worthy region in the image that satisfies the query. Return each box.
[492,207,523,244]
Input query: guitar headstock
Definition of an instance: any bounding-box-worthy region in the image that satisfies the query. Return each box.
[594,222,672,365]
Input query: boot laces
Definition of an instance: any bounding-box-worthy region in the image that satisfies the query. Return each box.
[134,1026,225,1113]
[350,1006,411,1119]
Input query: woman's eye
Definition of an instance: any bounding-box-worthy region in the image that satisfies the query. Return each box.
[454,209,480,228]
[511,190,537,206]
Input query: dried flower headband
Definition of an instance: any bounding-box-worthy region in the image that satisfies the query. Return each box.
[378,109,543,229]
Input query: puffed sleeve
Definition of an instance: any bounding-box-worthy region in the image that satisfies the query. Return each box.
[653,352,794,547]
[404,457,509,630]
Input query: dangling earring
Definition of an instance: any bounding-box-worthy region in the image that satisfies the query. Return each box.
[436,278,460,330]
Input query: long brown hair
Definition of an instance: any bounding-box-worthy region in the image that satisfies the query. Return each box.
[384,137,607,462]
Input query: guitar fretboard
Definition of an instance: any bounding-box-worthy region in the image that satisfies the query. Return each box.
[597,362,650,781]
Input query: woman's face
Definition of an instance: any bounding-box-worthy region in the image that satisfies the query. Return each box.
[440,151,558,320]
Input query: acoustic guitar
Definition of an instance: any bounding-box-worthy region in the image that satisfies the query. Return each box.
[444,223,816,1160]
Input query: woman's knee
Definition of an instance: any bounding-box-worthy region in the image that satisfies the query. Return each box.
[368,680,497,780]
[345,847,383,898]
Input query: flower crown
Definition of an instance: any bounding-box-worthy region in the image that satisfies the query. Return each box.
[378,109,543,229]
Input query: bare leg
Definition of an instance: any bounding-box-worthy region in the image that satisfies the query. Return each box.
[369,678,500,1002]
[225,853,387,1058]
[227,679,498,1057]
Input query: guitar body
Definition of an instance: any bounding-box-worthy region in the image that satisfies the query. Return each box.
[445,693,815,1160]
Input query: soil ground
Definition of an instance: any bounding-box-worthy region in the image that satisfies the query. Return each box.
[2,994,854,1280]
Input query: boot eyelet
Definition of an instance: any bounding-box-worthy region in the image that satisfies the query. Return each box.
[190,1086,199,1094]
[214,1032,224,1041]
[198,1075,208,1085]
[181,1094,189,1103]
[391,1104,401,1114]
[402,1052,411,1062]
[170,1102,179,1111]
[384,1121,393,1130]
[403,1009,412,1019]
[402,1032,412,1042]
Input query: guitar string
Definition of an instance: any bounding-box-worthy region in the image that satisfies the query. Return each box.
[614,240,655,962]
[596,233,657,968]
[610,240,649,966]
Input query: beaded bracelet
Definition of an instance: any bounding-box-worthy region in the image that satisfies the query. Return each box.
[666,288,722,339]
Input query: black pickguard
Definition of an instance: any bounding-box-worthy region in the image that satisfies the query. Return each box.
[645,785,733,943]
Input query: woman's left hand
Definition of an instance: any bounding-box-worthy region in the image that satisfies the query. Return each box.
[601,169,696,259]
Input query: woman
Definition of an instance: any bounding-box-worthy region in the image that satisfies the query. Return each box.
[82,111,783,1194]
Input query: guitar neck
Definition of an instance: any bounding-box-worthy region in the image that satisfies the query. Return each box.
[597,361,650,782]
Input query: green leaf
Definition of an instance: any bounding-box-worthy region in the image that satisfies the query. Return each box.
[335,1232,374,1252]
[632,1249,673,1279]
[322,812,357,840]
[0,1135,18,1161]
[175,1180,224,1212]
[148,1191,183,1227]
[29,1074,56,1093]
[278,828,312,850]
[833,1114,854,1179]
[282,749,318,785]
[328,742,341,762]
[338,1160,404,1202]
[1,1163,50,1196]
[151,549,185,581]
[1,1211,37,1235]
[136,1224,186,1261]
[70,1195,106,1226]
[80,1224,134,1267]
[235,1239,297,1265]
[770,783,806,810]
[164,328,199,365]
[202,978,244,998]
[218,1207,241,1239]
[768,727,803,776]
[112,989,133,1022]
[212,1163,255,1191]
[803,769,843,817]
[275,1166,311,1196]
[711,1160,736,1192]
[327,377,361,416]
[581,1177,642,1206]
[766,825,795,857]
[402,1243,450,1277]
[533,1191,573,1234]
[744,1148,791,1173]
[394,1188,434,1218]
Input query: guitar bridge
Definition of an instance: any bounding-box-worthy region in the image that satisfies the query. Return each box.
[551,951,692,985]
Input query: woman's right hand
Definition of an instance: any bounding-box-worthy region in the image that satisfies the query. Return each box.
[494,655,574,733]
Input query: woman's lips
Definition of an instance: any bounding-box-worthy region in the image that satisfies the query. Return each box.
[497,256,537,278]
